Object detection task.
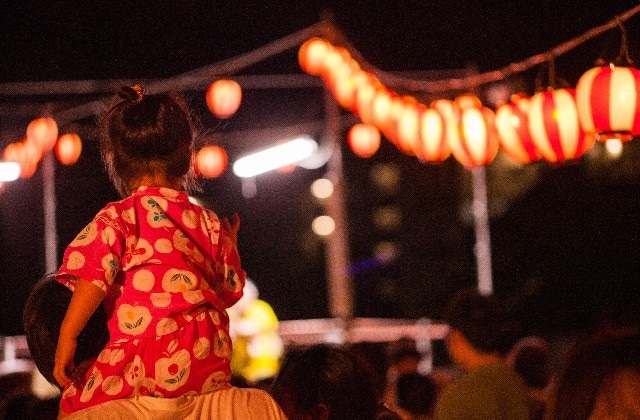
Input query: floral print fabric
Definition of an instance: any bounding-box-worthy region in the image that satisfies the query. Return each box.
[56,186,245,415]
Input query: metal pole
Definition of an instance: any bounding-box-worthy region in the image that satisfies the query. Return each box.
[471,166,493,295]
[42,152,58,273]
[323,91,354,323]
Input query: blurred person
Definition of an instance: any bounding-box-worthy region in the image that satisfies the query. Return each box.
[270,343,384,420]
[23,274,287,420]
[50,84,247,417]
[434,287,529,420]
[395,372,438,419]
[383,337,423,416]
[507,336,553,420]
[544,325,640,420]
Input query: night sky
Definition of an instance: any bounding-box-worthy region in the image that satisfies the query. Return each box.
[1,1,640,337]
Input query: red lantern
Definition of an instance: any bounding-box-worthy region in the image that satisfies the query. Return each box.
[348,123,381,158]
[26,117,58,153]
[206,79,242,119]
[298,38,332,75]
[528,88,595,163]
[448,98,499,168]
[396,102,422,155]
[495,96,540,164]
[576,65,640,141]
[415,107,450,162]
[196,145,228,178]
[55,133,82,165]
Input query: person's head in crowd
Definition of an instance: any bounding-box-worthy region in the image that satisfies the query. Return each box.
[544,325,640,420]
[396,372,438,418]
[22,274,109,387]
[388,337,422,375]
[507,336,552,390]
[270,343,379,420]
[443,287,517,367]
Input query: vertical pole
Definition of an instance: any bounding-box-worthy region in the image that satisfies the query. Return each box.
[471,166,493,295]
[323,90,354,324]
[42,152,58,273]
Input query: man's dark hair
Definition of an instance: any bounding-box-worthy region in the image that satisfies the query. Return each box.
[444,287,518,354]
[22,274,109,386]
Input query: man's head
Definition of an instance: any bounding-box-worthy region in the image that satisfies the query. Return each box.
[22,274,109,386]
[443,287,517,360]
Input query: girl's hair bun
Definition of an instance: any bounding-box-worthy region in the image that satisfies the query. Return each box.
[118,84,145,103]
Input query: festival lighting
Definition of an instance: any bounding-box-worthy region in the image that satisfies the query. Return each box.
[0,162,20,182]
[232,136,318,178]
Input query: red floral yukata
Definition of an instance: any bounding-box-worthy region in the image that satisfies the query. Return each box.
[56,186,245,415]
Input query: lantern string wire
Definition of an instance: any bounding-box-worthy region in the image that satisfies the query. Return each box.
[337,4,640,93]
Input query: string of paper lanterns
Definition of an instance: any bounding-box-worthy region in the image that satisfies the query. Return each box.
[298,36,640,168]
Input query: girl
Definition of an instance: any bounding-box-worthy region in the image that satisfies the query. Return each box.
[53,85,245,417]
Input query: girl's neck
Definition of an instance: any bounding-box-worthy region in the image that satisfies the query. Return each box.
[128,175,182,192]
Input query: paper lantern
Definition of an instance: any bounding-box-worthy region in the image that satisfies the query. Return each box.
[348,123,381,158]
[298,37,332,75]
[196,145,228,178]
[330,66,366,112]
[396,102,422,155]
[528,88,595,163]
[415,107,450,162]
[26,117,58,153]
[495,96,540,164]
[448,99,499,168]
[576,65,640,141]
[206,79,242,119]
[55,133,82,165]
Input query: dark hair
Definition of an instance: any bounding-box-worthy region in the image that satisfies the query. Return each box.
[396,372,438,416]
[544,326,640,420]
[22,275,109,386]
[508,337,552,389]
[270,344,379,420]
[444,287,516,354]
[101,85,195,197]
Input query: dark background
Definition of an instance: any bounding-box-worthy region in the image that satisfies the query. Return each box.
[1,1,639,338]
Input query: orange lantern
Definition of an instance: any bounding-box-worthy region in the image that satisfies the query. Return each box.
[528,88,595,163]
[206,79,242,119]
[348,123,381,158]
[26,117,58,153]
[431,99,461,148]
[495,96,540,164]
[196,145,228,178]
[371,88,394,130]
[396,102,422,155]
[415,107,450,162]
[448,97,499,168]
[298,37,332,75]
[576,64,640,141]
[55,133,82,165]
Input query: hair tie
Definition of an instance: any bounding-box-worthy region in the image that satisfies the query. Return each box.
[118,84,145,103]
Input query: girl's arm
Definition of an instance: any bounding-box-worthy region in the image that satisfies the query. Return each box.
[53,278,105,388]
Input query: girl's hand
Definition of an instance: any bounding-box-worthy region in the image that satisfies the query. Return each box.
[54,335,77,388]
[221,212,240,248]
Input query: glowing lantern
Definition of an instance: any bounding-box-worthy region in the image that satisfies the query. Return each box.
[495,96,540,164]
[576,65,640,141]
[348,123,381,158]
[298,37,332,75]
[431,99,461,148]
[55,133,82,165]
[330,66,366,112]
[528,88,595,163]
[396,102,422,155]
[196,145,228,178]
[354,74,382,124]
[26,117,58,153]
[206,79,242,119]
[371,88,394,129]
[448,98,499,168]
[415,107,450,162]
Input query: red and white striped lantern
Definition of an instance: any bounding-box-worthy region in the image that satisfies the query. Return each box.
[528,88,595,163]
[415,106,450,162]
[448,100,499,168]
[495,96,540,164]
[576,65,640,141]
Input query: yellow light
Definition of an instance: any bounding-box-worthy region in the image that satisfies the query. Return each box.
[310,178,334,199]
[312,215,335,236]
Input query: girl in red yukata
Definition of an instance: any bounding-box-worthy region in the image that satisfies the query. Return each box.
[52,85,246,418]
